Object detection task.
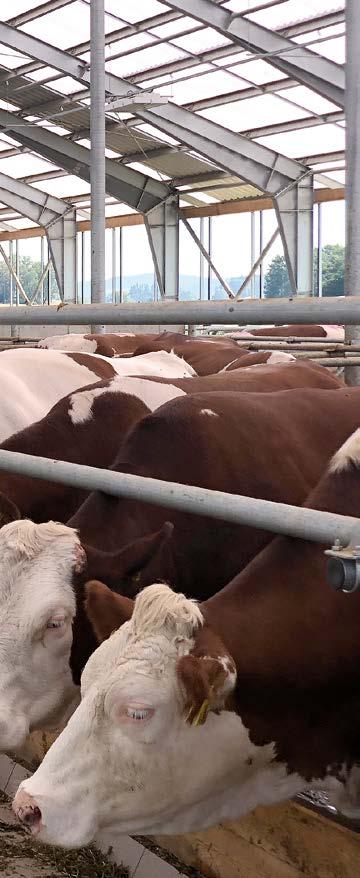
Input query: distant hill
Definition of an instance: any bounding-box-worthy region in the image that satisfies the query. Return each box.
[82,273,260,302]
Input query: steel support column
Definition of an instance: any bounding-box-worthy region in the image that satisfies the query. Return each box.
[345,0,360,385]
[0,171,76,301]
[144,196,180,299]
[90,0,106,332]
[274,176,314,295]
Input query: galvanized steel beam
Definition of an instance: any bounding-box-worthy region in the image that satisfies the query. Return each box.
[0,450,358,551]
[345,0,360,386]
[0,171,76,301]
[0,20,315,294]
[0,22,307,192]
[90,0,106,330]
[0,108,169,213]
[144,196,180,299]
[165,0,345,107]
[0,297,356,326]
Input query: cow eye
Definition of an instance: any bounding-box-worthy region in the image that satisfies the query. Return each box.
[126,707,150,721]
[119,704,154,723]
[46,615,66,631]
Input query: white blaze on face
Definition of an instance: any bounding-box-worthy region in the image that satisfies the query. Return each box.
[319,325,344,341]
[68,377,186,425]
[14,585,309,848]
[0,520,82,752]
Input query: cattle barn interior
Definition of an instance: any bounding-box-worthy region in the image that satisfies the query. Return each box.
[0,2,359,878]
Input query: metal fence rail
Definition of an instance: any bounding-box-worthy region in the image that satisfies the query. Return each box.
[0,449,359,549]
[0,296,359,325]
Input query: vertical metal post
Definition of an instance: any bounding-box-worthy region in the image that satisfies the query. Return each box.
[15,240,19,307]
[317,203,323,297]
[40,236,45,304]
[81,232,85,304]
[250,212,256,298]
[199,217,205,300]
[345,0,360,384]
[259,211,264,299]
[90,0,106,333]
[208,217,212,301]
[9,240,13,306]
[111,227,116,304]
[119,226,123,304]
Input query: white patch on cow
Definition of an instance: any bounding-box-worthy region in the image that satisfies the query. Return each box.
[199,408,219,417]
[267,352,296,364]
[39,335,98,353]
[0,520,81,752]
[110,350,196,379]
[329,427,360,474]
[219,358,239,372]
[0,349,116,443]
[69,377,186,424]
[14,584,312,847]
[319,325,344,340]
[241,363,264,370]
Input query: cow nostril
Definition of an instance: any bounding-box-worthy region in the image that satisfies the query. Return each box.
[23,806,42,826]
[18,804,42,833]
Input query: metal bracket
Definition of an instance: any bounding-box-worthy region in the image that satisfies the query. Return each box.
[325,540,360,593]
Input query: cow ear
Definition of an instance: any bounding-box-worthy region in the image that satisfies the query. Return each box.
[0,494,21,528]
[85,580,134,643]
[177,645,236,727]
[85,521,174,589]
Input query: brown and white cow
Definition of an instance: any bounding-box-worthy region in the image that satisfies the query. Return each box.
[0,384,357,753]
[233,323,344,340]
[38,332,161,356]
[0,360,341,523]
[13,428,360,846]
[0,348,194,442]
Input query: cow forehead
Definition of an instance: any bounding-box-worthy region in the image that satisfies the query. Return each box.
[0,520,79,613]
[82,624,183,695]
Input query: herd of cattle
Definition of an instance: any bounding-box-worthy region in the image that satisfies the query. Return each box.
[0,324,357,848]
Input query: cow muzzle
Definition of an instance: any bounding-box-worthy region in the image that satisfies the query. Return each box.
[13,790,42,835]
[0,710,29,753]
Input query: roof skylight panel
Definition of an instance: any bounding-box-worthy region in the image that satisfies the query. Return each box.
[277,85,339,115]
[257,122,345,157]
[200,91,309,131]
[247,1,344,28]
[112,0,171,24]
[21,2,90,48]
[168,69,248,104]
[0,45,31,69]
[106,42,187,77]
[173,28,232,53]
[151,17,198,38]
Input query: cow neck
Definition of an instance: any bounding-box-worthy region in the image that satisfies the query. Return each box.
[201,462,360,779]
[69,568,98,686]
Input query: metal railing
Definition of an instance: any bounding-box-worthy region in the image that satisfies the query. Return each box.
[0,449,358,551]
[0,296,358,325]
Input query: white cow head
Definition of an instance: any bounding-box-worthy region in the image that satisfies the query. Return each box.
[0,515,85,752]
[11,582,303,849]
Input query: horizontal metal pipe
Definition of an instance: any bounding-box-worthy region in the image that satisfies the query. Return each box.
[235,341,346,350]
[0,450,358,548]
[0,297,358,326]
[307,357,360,366]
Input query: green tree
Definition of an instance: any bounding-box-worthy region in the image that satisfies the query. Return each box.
[264,244,345,298]
[314,244,344,296]
[264,254,291,298]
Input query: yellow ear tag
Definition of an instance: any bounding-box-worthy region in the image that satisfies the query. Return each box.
[192,699,210,727]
